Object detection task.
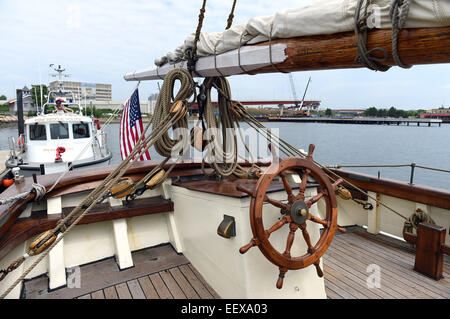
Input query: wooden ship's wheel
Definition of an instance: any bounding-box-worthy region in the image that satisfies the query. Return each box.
[238,144,344,289]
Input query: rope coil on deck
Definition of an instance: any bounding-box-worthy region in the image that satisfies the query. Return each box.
[403,208,435,237]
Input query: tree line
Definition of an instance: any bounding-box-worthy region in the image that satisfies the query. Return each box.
[364,107,426,118]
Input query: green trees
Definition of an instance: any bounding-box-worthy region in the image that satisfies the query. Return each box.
[31,85,48,107]
[0,95,6,100]
[364,107,424,118]
[325,108,333,117]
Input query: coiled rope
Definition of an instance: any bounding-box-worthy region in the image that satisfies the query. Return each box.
[403,208,435,237]
[355,0,412,71]
[0,183,46,206]
[151,68,196,158]
[202,77,239,177]
[390,0,412,69]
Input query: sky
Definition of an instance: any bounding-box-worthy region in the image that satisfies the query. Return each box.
[0,0,449,110]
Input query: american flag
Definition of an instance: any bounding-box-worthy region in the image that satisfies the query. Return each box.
[120,88,151,161]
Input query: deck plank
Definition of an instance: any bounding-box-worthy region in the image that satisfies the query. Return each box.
[90,290,105,299]
[103,286,118,299]
[149,273,173,299]
[169,267,200,299]
[115,283,132,299]
[23,244,188,299]
[77,294,91,299]
[188,264,221,299]
[138,276,160,299]
[337,233,449,298]
[325,285,344,299]
[333,235,438,298]
[325,247,406,299]
[179,264,214,299]
[328,236,416,298]
[127,279,146,299]
[160,269,186,299]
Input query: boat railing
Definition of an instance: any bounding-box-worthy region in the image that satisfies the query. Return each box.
[41,89,82,115]
[7,136,18,158]
[328,163,450,186]
[94,131,108,157]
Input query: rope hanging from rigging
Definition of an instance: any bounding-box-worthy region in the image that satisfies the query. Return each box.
[354,0,413,71]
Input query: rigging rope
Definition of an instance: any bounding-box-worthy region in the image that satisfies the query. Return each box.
[202,77,239,177]
[390,0,412,69]
[354,0,391,72]
[354,0,413,71]
[187,0,207,74]
[151,68,195,158]
[225,0,237,30]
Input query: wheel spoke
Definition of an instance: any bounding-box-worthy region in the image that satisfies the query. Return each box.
[283,223,298,258]
[306,192,324,208]
[294,169,310,201]
[265,215,291,238]
[299,223,314,254]
[280,172,294,202]
[314,260,324,277]
[276,267,288,289]
[264,196,289,211]
[308,214,329,228]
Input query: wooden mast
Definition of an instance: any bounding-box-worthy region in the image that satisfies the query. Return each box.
[124,27,450,81]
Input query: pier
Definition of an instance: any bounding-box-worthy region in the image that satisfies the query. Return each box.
[261,117,443,127]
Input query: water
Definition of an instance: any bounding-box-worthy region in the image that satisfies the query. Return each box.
[2,122,449,190]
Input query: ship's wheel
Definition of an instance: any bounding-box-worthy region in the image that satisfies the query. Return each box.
[237,144,345,289]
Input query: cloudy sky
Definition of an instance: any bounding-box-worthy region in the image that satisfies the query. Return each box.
[0,0,448,109]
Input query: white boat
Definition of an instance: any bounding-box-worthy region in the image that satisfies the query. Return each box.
[5,66,112,176]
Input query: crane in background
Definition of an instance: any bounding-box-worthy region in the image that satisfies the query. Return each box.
[287,74,313,116]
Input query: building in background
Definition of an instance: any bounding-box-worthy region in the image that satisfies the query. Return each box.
[421,107,450,122]
[94,100,151,115]
[49,81,112,102]
[6,86,35,114]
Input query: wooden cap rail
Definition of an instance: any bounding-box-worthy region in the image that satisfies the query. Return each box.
[333,169,450,211]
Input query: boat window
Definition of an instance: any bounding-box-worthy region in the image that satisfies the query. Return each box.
[29,124,47,141]
[73,123,90,139]
[50,122,70,140]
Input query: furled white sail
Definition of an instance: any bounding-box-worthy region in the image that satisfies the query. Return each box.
[155,0,449,66]
[124,0,450,81]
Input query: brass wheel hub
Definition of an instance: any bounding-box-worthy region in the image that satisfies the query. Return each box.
[289,200,309,225]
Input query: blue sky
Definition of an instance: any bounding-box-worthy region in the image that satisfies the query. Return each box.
[0,0,449,110]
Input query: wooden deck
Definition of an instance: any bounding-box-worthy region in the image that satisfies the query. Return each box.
[23,244,219,299]
[324,227,450,299]
[22,227,449,299]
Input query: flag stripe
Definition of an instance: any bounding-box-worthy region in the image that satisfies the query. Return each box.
[119,88,151,162]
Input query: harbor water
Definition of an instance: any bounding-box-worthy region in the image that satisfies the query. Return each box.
[1,122,449,190]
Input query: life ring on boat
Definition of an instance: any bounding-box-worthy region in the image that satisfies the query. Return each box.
[237,144,342,289]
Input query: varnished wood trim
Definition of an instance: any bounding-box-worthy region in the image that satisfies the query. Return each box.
[255,27,450,73]
[333,169,450,211]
